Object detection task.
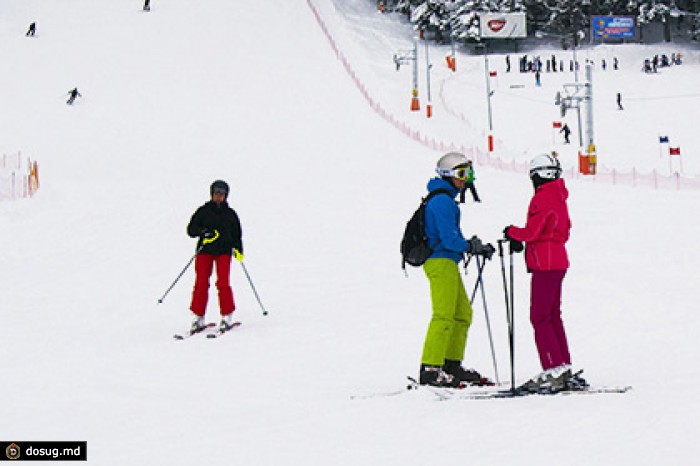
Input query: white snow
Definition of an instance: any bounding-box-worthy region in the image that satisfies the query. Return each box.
[1,0,699,465]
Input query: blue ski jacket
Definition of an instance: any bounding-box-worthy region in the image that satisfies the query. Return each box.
[424,177,468,263]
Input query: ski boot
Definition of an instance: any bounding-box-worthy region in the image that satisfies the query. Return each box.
[443,360,494,386]
[419,364,461,388]
[190,315,206,335]
[219,313,234,332]
[565,369,589,391]
[519,365,572,394]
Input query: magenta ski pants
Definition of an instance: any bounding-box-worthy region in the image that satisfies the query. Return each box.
[530,270,571,370]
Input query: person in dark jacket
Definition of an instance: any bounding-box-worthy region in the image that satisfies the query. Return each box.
[186,180,243,333]
[560,123,571,144]
[26,22,36,37]
[66,88,81,105]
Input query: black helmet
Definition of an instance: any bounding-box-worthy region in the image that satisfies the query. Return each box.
[210,180,229,197]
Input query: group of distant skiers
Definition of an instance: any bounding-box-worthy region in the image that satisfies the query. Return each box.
[512,54,619,74]
[643,53,682,73]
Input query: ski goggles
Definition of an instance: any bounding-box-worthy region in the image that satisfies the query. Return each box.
[437,165,469,180]
[212,188,228,195]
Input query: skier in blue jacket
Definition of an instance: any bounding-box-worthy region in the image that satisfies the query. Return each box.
[419,152,494,387]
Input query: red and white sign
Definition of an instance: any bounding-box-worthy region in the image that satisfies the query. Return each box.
[479,13,527,39]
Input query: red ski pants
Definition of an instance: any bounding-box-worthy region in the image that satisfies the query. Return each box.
[190,253,235,317]
[530,270,571,370]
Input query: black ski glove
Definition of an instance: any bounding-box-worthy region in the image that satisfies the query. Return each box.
[467,236,495,259]
[503,227,524,253]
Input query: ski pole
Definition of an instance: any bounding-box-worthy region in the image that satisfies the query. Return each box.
[498,239,516,392]
[157,231,219,304]
[508,240,516,390]
[157,245,203,304]
[473,254,500,385]
[238,261,268,316]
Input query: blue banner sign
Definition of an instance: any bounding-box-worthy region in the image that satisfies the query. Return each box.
[591,16,636,39]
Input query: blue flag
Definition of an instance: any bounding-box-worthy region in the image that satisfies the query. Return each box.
[659,136,669,144]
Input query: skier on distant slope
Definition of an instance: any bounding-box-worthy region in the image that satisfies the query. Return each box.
[418,152,494,388]
[66,88,82,105]
[560,123,571,144]
[503,153,583,393]
[187,180,243,334]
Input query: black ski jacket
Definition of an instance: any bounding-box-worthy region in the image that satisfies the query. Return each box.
[187,201,243,255]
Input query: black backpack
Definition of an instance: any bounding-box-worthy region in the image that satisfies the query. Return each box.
[400,189,452,270]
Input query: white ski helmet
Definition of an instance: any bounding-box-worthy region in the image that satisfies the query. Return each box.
[529,153,562,180]
[436,152,468,178]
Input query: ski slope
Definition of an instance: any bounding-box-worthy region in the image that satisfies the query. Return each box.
[1,1,699,465]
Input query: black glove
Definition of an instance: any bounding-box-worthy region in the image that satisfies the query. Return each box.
[482,243,496,260]
[467,236,484,255]
[503,227,524,253]
[503,226,513,240]
[467,236,495,259]
[200,228,215,239]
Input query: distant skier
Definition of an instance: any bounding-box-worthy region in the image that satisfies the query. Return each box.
[26,22,36,37]
[66,88,82,105]
[186,180,243,334]
[503,153,579,393]
[535,70,541,87]
[613,57,619,70]
[464,160,481,203]
[617,92,624,110]
[560,123,571,144]
[505,55,511,72]
[143,0,151,11]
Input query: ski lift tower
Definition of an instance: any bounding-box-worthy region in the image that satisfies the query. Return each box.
[393,39,420,111]
[538,29,597,175]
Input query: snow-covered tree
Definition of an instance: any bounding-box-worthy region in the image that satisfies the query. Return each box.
[384,0,700,42]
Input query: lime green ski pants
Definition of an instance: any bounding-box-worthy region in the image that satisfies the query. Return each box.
[421,258,473,366]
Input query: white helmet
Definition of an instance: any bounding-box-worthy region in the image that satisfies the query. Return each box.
[436,152,468,177]
[529,153,562,180]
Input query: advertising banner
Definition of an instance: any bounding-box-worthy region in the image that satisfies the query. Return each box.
[479,13,527,39]
[591,16,636,39]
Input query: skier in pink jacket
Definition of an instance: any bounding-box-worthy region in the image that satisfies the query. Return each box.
[504,153,579,393]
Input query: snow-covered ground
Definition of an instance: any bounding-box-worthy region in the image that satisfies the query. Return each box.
[1,0,699,465]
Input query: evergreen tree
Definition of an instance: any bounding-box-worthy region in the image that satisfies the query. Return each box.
[387,0,700,42]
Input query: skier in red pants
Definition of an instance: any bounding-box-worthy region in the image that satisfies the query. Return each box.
[504,153,583,393]
[187,180,243,333]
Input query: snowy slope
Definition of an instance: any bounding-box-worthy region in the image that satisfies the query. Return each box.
[1,0,699,465]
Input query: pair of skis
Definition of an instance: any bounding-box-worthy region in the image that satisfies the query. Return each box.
[351,375,631,401]
[173,321,242,340]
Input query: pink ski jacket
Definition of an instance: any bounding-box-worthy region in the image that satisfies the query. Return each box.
[508,178,571,271]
